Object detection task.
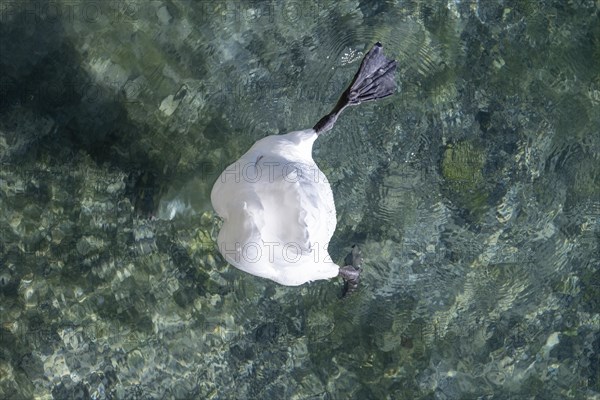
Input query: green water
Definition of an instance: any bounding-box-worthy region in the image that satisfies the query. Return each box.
[1,1,599,399]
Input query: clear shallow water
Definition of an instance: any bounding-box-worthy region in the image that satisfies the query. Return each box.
[0,0,599,399]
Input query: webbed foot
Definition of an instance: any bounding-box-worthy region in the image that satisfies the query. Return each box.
[339,245,363,297]
[313,43,398,135]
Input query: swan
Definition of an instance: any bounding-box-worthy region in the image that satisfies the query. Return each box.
[211,43,397,292]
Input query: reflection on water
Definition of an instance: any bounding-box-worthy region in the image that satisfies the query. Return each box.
[1,0,599,398]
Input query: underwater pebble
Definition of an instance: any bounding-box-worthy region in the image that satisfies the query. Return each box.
[159,95,180,116]
[0,271,11,287]
[157,5,172,25]
[76,236,104,256]
[106,181,125,195]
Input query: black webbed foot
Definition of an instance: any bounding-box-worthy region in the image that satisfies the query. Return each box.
[339,245,363,298]
[313,43,397,135]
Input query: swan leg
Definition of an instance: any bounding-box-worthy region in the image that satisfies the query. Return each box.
[314,42,398,135]
[339,245,363,297]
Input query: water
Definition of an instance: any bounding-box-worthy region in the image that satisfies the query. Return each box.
[1,0,599,399]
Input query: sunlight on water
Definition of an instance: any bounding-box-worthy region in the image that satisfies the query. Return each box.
[0,0,599,399]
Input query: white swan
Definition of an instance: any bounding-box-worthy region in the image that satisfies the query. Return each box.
[211,43,397,290]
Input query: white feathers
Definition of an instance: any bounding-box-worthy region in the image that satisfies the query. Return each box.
[211,129,339,285]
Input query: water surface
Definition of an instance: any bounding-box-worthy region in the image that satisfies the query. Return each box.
[0,1,599,399]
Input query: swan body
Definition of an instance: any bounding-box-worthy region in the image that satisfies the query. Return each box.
[211,129,338,285]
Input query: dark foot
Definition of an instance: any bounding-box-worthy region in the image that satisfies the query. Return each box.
[339,245,363,297]
[313,43,397,135]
